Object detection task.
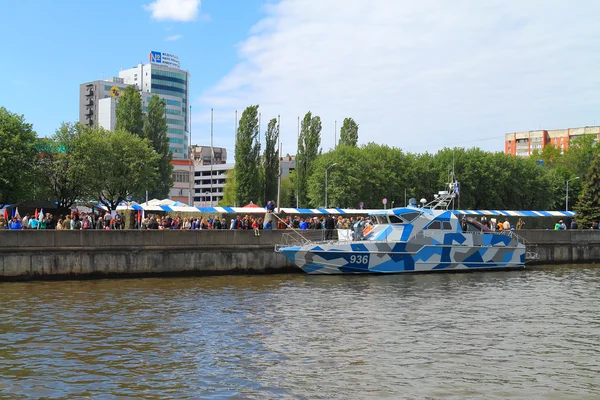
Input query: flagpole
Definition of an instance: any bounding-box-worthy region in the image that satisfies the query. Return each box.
[296,115,299,208]
[189,104,193,207]
[334,120,337,149]
[234,109,238,207]
[276,115,281,213]
[210,108,214,207]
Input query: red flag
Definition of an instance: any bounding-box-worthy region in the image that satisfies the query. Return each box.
[3,208,7,222]
[137,210,141,222]
[35,208,38,219]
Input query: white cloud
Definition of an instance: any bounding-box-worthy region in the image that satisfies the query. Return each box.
[198,0,600,156]
[165,34,183,41]
[145,0,201,22]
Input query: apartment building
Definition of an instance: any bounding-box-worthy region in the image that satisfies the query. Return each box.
[505,126,600,157]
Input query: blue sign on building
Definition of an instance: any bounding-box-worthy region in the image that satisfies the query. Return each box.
[149,51,162,64]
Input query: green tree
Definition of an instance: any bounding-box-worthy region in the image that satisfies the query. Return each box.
[338,117,359,147]
[307,143,410,209]
[296,111,322,207]
[219,169,235,206]
[532,144,563,168]
[279,176,293,208]
[307,145,366,208]
[36,122,87,209]
[304,144,562,212]
[558,135,600,202]
[143,94,173,199]
[115,86,143,137]
[77,127,160,211]
[0,107,38,207]
[263,118,279,205]
[574,154,600,228]
[234,105,261,205]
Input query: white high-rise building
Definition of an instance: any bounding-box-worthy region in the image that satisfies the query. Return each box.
[79,51,191,159]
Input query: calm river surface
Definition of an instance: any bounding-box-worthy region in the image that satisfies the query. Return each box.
[1,265,599,399]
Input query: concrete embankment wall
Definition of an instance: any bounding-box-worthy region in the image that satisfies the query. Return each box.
[0,229,599,280]
[0,230,297,281]
[518,229,600,265]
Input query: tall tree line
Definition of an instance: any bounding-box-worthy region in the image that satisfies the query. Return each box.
[263,117,280,204]
[0,107,161,212]
[228,106,282,207]
[234,105,261,205]
[115,89,172,200]
[7,97,597,214]
[296,111,322,208]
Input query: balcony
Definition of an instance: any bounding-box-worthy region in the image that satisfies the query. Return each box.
[85,88,94,96]
[85,98,94,106]
[84,107,93,115]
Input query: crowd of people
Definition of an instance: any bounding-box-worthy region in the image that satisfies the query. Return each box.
[0,211,128,230]
[554,219,578,230]
[0,211,273,231]
[1,210,584,234]
[0,211,376,241]
[464,216,582,231]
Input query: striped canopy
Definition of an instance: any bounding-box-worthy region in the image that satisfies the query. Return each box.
[112,204,577,217]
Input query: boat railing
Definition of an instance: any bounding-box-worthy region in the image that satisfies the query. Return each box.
[466,229,539,261]
[274,230,339,251]
[497,230,539,261]
[271,213,339,251]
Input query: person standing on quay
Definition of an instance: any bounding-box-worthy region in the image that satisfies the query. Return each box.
[325,214,335,240]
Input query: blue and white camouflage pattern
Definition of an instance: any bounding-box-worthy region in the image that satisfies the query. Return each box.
[277,207,527,275]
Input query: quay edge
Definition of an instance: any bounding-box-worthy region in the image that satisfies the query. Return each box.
[0,230,598,281]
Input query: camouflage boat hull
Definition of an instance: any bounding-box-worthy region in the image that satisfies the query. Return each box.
[279,232,526,274]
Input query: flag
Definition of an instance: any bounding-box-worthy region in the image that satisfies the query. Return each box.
[3,207,8,222]
[35,208,38,219]
[14,207,20,218]
[137,210,141,223]
[39,209,44,229]
[454,182,460,196]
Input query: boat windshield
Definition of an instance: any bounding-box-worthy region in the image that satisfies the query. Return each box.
[374,215,388,224]
[372,211,422,225]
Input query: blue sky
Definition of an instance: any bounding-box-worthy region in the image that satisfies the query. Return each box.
[1,0,600,157]
[0,0,263,142]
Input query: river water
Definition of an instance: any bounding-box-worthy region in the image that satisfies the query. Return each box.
[1,265,598,399]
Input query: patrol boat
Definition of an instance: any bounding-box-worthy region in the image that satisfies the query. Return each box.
[275,182,529,274]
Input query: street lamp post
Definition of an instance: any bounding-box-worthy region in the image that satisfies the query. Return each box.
[566,176,579,211]
[325,163,338,208]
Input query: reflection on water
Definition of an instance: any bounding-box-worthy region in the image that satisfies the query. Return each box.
[1,265,599,399]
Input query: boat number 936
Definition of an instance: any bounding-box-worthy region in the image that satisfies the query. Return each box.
[349,255,369,264]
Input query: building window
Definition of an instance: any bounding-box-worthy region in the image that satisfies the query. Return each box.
[173,171,189,183]
[166,118,184,125]
[167,128,184,135]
